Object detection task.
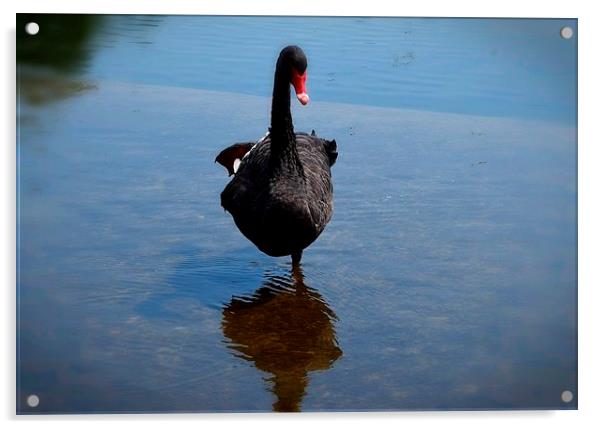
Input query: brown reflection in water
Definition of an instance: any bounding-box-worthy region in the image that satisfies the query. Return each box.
[222,266,342,412]
[19,74,99,106]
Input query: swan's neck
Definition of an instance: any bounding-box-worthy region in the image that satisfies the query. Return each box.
[270,66,295,143]
[269,62,303,175]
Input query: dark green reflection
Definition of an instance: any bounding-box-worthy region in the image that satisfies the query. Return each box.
[17,14,103,106]
[17,14,102,72]
[222,266,342,412]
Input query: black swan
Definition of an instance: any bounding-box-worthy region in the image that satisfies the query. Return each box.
[216,45,337,265]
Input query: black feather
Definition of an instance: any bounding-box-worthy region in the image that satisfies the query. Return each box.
[216,46,338,263]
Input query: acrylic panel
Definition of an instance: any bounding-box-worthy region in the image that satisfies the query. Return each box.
[16,14,577,413]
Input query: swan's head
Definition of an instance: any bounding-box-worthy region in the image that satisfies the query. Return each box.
[279,45,309,106]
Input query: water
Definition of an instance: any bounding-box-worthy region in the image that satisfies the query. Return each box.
[17,15,577,413]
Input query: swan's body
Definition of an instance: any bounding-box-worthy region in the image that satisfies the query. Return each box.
[216,46,337,264]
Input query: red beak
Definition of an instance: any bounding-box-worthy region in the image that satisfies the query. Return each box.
[291,69,309,105]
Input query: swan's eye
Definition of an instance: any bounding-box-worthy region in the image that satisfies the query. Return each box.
[290,56,307,75]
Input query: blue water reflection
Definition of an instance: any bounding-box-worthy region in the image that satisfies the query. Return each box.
[17,15,576,412]
[87,16,577,123]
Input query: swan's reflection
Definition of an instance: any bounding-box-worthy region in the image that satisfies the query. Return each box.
[222,266,342,412]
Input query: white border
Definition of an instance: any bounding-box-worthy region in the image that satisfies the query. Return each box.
[3,1,601,428]
[4,0,584,17]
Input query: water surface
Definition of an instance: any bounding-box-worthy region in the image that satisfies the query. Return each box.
[17,15,577,412]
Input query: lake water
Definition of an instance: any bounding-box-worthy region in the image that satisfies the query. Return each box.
[17,15,577,413]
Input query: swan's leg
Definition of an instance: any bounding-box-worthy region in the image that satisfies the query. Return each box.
[291,250,302,266]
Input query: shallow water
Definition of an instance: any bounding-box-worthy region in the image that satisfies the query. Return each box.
[17,15,576,412]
